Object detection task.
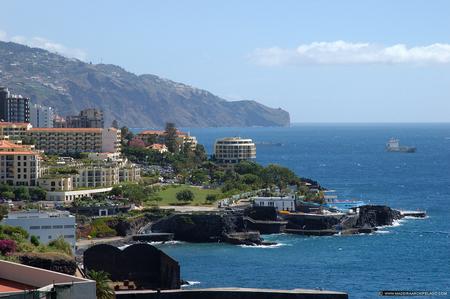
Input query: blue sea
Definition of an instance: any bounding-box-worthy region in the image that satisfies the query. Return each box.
[149,124,450,298]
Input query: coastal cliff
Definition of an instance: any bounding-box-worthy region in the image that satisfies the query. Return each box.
[0,41,290,127]
[151,212,268,245]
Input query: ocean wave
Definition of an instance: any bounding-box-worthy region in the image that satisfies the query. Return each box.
[118,240,184,249]
[239,243,288,249]
[376,230,391,234]
[403,215,429,220]
[182,281,201,287]
[150,240,185,245]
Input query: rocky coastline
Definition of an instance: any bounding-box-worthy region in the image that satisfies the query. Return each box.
[146,204,412,246]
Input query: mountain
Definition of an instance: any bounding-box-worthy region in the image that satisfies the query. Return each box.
[0,41,290,128]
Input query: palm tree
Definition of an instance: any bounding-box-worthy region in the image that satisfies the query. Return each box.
[87,270,114,299]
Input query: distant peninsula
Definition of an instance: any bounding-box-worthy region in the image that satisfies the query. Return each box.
[0,41,290,127]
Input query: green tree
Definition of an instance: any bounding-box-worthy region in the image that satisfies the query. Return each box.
[0,205,8,222]
[87,270,114,299]
[30,235,40,246]
[120,126,134,146]
[190,169,208,185]
[29,187,47,201]
[14,187,30,201]
[164,122,179,153]
[176,189,195,202]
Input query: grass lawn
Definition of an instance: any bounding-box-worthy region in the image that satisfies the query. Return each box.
[148,184,223,206]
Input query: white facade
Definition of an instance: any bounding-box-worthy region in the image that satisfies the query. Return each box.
[1,210,76,249]
[102,127,121,153]
[214,137,256,164]
[30,104,54,128]
[46,187,113,203]
[253,195,296,211]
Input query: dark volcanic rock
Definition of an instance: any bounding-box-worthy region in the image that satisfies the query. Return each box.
[244,206,278,221]
[356,205,402,228]
[151,212,262,245]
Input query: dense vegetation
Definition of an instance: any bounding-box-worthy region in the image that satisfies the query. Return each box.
[0,224,74,263]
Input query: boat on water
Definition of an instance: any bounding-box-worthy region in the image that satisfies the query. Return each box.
[386,138,416,153]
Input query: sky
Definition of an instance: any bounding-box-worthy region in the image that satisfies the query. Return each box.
[1,0,450,123]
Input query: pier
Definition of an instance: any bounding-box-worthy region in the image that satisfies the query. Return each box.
[400,210,427,218]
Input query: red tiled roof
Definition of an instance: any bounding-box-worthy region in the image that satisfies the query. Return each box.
[29,128,102,133]
[149,143,167,150]
[139,130,165,135]
[0,122,31,127]
[0,140,37,155]
[0,140,24,149]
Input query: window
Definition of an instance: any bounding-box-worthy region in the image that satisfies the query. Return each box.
[52,225,63,229]
[64,225,75,228]
[41,225,51,229]
[29,226,40,230]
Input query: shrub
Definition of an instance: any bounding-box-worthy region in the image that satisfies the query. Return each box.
[176,189,195,202]
[30,235,40,246]
[90,219,116,238]
[48,237,73,256]
[0,239,17,255]
[206,194,217,203]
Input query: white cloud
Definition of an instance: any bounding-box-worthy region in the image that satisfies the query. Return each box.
[0,30,87,61]
[250,40,450,66]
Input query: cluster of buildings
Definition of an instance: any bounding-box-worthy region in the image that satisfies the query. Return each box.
[1,86,106,129]
[136,129,198,152]
[38,153,140,202]
[0,87,142,259]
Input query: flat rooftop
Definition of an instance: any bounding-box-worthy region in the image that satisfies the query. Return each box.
[0,278,34,293]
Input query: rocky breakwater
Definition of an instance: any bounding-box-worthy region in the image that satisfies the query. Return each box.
[150,211,274,246]
[284,205,403,236]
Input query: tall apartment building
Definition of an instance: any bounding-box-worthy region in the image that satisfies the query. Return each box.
[27,127,121,154]
[0,140,41,186]
[64,108,104,128]
[1,210,76,249]
[30,104,54,128]
[214,137,256,164]
[0,87,30,123]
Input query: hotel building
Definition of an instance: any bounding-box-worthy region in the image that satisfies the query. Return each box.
[0,140,41,186]
[28,127,121,154]
[0,122,32,140]
[214,137,256,164]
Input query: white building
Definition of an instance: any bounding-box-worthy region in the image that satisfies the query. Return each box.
[101,127,121,153]
[214,137,256,164]
[1,210,76,249]
[30,104,54,128]
[253,195,296,211]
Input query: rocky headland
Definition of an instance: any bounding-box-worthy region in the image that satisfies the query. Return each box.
[147,205,408,246]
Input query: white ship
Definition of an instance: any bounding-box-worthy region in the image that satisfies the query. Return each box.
[386,138,416,153]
